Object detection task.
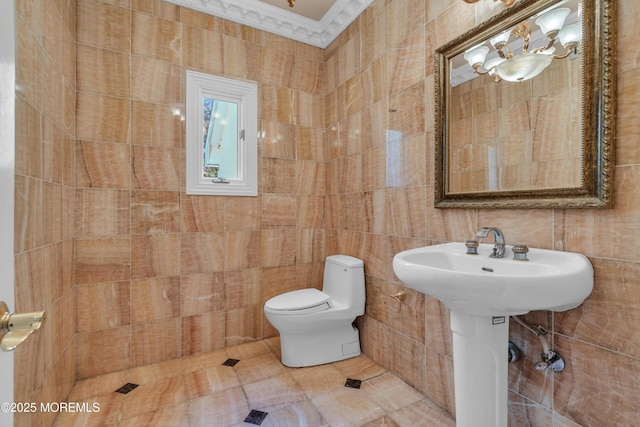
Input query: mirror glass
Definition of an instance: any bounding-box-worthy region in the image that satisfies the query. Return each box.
[434,0,615,208]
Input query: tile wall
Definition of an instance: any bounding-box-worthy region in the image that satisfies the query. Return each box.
[13,0,77,426]
[327,1,639,426]
[73,0,327,379]
[12,0,640,426]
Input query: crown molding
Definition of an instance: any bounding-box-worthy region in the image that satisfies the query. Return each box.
[164,0,373,48]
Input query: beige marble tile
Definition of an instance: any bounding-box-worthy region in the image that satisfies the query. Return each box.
[180,232,224,274]
[243,373,307,411]
[181,311,226,356]
[553,335,640,427]
[388,331,426,393]
[262,158,296,193]
[119,375,187,419]
[180,195,224,233]
[131,56,181,104]
[363,372,424,413]
[223,36,262,82]
[180,23,224,75]
[260,265,297,303]
[131,101,182,148]
[295,57,324,94]
[184,365,240,400]
[117,402,190,427]
[77,44,130,98]
[508,392,554,427]
[224,196,262,231]
[387,0,425,48]
[131,11,181,64]
[260,120,296,160]
[262,47,294,88]
[130,234,178,279]
[130,276,180,323]
[296,90,325,128]
[295,126,325,161]
[290,364,347,399]
[224,231,262,271]
[262,229,296,268]
[188,387,249,427]
[14,96,42,178]
[234,352,287,385]
[75,237,131,284]
[76,92,130,144]
[76,141,131,189]
[131,190,180,234]
[555,258,640,359]
[389,398,455,426]
[261,400,326,427]
[180,272,225,317]
[297,161,326,195]
[132,146,180,191]
[77,0,130,52]
[262,194,296,228]
[565,166,640,260]
[224,268,262,310]
[297,229,325,264]
[225,306,263,346]
[313,386,385,426]
[76,327,131,379]
[75,189,130,237]
[388,27,424,96]
[77,281,130,332]
[131,318,181,367]
[425,349,455,417]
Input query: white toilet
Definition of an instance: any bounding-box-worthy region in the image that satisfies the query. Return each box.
[264,255,366,367]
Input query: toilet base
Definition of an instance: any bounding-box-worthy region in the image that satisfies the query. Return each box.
[279,324,361,367]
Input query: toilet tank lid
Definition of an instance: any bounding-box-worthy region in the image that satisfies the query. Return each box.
[325,255,363,269]
[265,288,331,311]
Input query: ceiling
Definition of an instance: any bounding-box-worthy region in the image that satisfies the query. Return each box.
[258,0,337,21]
[165,0,374,48]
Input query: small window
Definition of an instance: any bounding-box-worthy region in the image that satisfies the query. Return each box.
[186,71,258,196]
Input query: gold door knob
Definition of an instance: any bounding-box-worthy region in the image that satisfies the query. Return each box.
[0,301,45,352]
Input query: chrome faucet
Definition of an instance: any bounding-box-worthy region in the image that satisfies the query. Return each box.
[475,227,506,258]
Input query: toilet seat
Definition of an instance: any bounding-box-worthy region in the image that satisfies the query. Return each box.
[265,288,331,315]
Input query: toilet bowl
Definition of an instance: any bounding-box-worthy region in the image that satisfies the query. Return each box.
[264,255,365,367]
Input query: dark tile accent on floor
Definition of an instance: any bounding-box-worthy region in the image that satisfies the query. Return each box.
[115,383,139,394]
[222,358,240,367]
[345,378,362,389]
[244,409,268,425]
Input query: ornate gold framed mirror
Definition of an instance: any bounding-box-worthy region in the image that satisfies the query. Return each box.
[434,0,615,208]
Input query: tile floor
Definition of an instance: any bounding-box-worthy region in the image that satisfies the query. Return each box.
[54,338,455,426]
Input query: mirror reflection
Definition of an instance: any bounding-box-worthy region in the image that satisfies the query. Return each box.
[448,0,582,194]
[435,0,615,209]
[203,98,239,180]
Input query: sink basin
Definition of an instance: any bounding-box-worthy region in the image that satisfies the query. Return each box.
[392,242,593,316]
[393,241,593,427]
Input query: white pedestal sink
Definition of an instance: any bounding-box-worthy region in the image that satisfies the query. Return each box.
[392,242,593,427]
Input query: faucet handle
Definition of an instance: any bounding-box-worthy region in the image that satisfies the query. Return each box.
[512,244,529,261]
[465,239,479,255]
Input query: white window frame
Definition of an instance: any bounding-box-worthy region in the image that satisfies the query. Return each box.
[186,70,258,196]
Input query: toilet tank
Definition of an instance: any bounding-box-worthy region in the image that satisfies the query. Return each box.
[322,255,365,313]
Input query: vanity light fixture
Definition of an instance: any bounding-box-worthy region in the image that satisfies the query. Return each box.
[463,5,582,82]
